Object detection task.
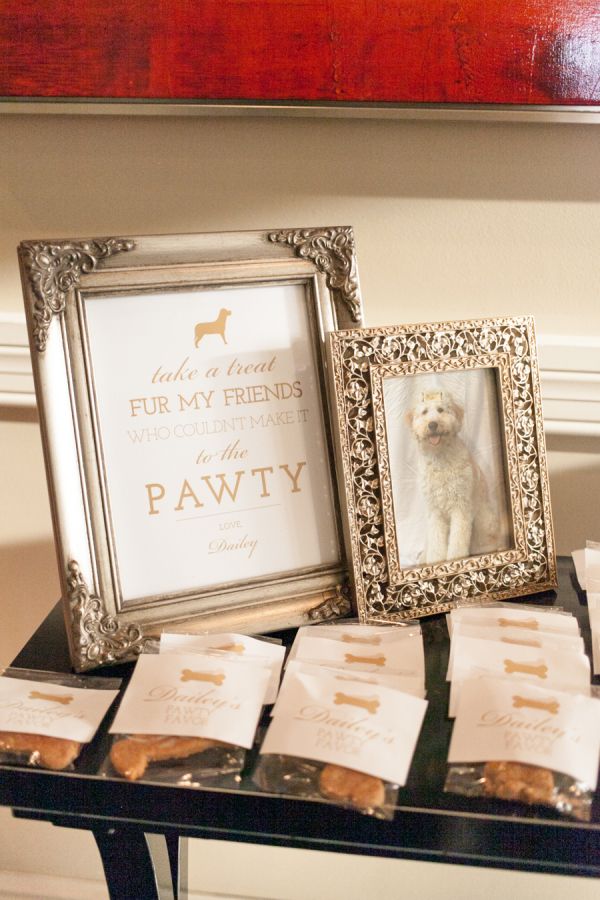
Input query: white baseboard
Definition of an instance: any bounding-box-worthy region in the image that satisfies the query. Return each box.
[0,869,109,900]
[0,313,35,408]
[0,868,252,900]
[2,313,599,436]
[537,333,600,437]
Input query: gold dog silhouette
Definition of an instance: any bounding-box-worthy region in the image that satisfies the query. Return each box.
[194,308,231,347]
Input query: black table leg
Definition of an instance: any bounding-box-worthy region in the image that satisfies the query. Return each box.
[165,833,188,899]
[93,825,177,899]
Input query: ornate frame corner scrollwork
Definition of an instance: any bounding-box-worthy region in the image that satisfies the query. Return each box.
[306,584,353,622]
[269,226,362,324]
[329,316,557,622]
[66,560,150,671]
[20,237,134,352]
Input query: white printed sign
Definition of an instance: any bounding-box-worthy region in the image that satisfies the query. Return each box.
[84,283,340,603]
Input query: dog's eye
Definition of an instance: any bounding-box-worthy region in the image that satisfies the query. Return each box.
[422,407,428,414]
[437,406,444,413]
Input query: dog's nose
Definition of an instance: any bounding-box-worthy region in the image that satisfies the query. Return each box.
[428,421,438,432]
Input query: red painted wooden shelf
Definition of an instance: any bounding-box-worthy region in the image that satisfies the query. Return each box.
[2,1,600,107]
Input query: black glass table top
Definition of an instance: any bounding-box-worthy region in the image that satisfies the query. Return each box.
[1,557,599,877]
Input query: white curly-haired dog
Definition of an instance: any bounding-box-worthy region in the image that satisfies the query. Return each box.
[406,390,498,565]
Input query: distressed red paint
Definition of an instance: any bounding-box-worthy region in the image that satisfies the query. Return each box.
[2,1,600,105]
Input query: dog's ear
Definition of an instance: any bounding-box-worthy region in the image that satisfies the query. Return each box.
[404,409,414,428]
[450,401,465,427]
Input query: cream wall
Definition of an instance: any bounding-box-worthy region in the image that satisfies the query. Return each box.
[0,112,599,898]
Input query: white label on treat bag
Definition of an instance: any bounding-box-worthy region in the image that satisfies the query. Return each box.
[109,653,270,748]
[588,600,600,675]
[448,636,590,717]
[287,622,421,664]
[448,676,600,788]
[159,632,284,704]
[271,660,425,717]
[0,676,119,742]
[260,668,427,786]
[446,626,585,681]
[572,548,586,589]
[585,544,600,592]
[291,632,424,680]
[447,606,580,637]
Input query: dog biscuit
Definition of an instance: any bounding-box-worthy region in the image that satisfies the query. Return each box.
[482,760,555,805]
[319,763,386,810]
[110,734,221,781]
[0,730,81,770]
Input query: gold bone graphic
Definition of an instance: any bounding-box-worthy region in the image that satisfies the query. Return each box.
[333,692,380,715]
[500,637,541,648]
[497,617,539,631]
[341,634,382,646]
[213,643,245,654]
[344,653,386,667]
[503,659,548,679]
[512,694,559,715]
[335,674,378,685]
[29,691,73,705]
[180,669,225,686]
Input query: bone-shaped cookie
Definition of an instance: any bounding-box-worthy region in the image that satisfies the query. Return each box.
[341,634,381,646]
[29,690,73,705]
[503,659,548,679]
[333,692,380,714]
[110,735,219,781]
[319,763,385,810]
[498,617,539,631]
[512,694,560,715]
[0,731,81,770]
[180,669,225,685]
[344,653,386,667]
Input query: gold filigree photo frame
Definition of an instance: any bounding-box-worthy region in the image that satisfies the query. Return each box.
[328,317,557,622]
[19,227,363,671]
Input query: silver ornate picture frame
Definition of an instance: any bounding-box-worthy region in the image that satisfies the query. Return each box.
[19,228,363,670]
[328,316,557,622]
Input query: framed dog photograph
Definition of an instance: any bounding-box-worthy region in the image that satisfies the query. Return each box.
[19,227,363,670]
[328,317,557,622]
